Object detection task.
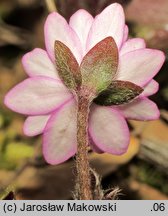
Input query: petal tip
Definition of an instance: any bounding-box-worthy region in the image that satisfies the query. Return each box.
[151,105,160,120]
[42,140,75,165]
[108,2,123,9]
[151,49,166,65]
[4,94,9,108]
[159,50,166,64]
[4,91,14,112]
[72,8,92,17]
[23,125,32,137]
[23,119,35,137]
[45,11,58,22]
[112,146,129,155]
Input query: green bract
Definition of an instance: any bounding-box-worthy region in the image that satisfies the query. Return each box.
[55,41,81,91]
[80,37,118,95]
[54,37,143,105]
[94,80,143,105]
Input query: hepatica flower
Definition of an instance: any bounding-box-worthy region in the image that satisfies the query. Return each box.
[4,3,165,165]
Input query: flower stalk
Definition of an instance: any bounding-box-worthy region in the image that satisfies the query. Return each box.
[76,94,93,200]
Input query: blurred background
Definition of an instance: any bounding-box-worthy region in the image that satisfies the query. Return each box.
[0,0,168,200]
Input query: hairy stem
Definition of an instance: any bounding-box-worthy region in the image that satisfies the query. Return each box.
[76,95,92,200]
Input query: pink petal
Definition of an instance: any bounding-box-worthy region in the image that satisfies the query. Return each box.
[4,77,72,115]
[23,115,51,137]
[117,49,165,86]
[86,3,125,51]
[123,25,129,43]
[89,134,104,153]
[117,97,160,120]
[43,100,77,165]
[142,79,159,97]
[22,48,59,79]
[69,9,93,54]
[89,105,130,155]
[120,38,146,56]
[44,12,83,63]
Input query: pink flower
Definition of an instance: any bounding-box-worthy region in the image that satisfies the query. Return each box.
[4,3,165,165]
